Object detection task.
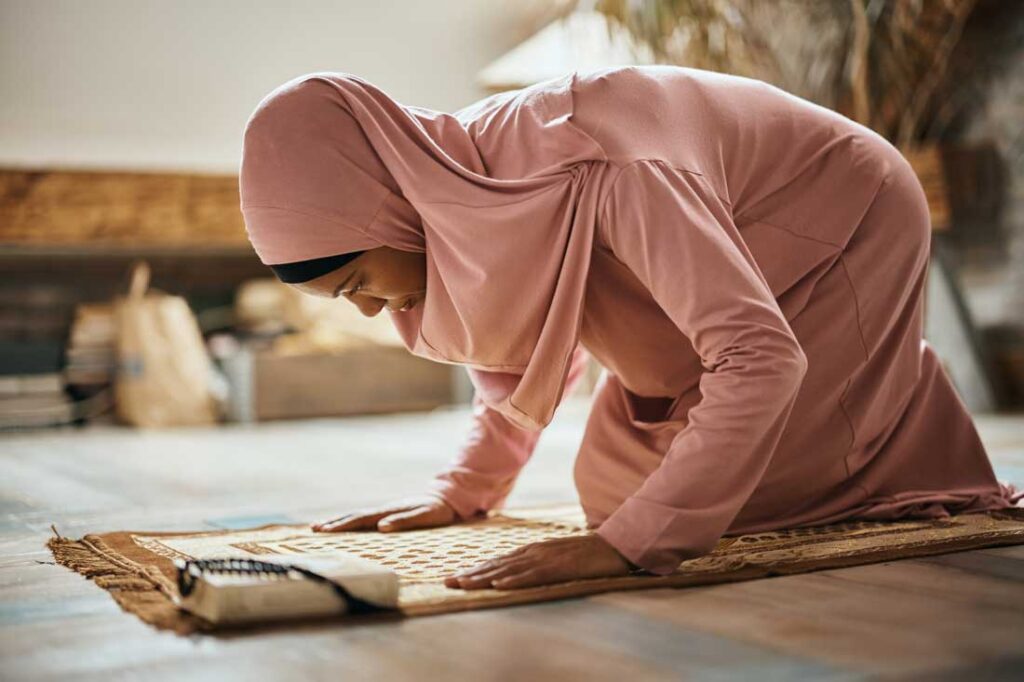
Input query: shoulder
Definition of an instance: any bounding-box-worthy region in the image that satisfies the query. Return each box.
[571,66,770,182]
[597,159,731,250]
[569,67,693,164]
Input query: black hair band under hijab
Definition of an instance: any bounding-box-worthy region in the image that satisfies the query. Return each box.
[268,251,366,284]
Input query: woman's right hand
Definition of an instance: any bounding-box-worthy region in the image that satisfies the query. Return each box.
[311,494,458,533]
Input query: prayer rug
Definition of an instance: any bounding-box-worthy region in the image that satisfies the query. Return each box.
[48,503,1024,634]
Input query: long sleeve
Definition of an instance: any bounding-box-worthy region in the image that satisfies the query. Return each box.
[594,160,809,575]
[427,344,592,521]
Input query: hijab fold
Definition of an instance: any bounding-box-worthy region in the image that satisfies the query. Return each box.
[240,71,608,430]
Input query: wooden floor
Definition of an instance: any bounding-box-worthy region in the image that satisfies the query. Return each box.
[2,399,1023,680]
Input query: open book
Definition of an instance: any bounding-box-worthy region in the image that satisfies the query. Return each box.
[172,554,399,625]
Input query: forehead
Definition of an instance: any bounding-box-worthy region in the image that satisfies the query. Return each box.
[290,260,359,296]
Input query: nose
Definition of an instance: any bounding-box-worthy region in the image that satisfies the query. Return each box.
[354,298,386,317]
[345,295,384,317]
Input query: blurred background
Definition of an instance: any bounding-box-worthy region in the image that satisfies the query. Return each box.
[1,0,1022,431]
[5,5,1024,677]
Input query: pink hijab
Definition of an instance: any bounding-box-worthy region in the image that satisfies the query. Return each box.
[239,71,608,430]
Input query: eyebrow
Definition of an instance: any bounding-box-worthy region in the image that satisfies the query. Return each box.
[332,270,358,298]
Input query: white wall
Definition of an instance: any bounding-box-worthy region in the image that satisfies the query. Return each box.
[0,0,561,173]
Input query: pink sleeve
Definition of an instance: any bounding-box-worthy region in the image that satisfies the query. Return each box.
[426,344,592,521]
[594,160,808,575]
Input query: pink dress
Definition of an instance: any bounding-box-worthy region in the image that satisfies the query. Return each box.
[426,66,1021,576]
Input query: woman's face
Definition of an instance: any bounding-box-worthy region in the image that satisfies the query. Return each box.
[290,246,427,317]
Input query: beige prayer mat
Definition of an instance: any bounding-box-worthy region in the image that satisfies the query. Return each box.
[49,503,1024,635]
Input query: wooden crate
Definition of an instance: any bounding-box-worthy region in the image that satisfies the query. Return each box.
[252,345,457,421]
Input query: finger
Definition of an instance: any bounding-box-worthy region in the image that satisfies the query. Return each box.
[311,516,347,532]
[315,510,394,532]
[378,506,448,532]
[492,568,553,590]
[312,498,442,532]
[315,515,374,532]
[454,540,536,573]
[451,554,520,579]
[444,561,532,585]
[443,561,528,590]
[311,514,353,531]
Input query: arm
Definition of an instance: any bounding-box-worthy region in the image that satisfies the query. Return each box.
[594,160,808,575]
[427,344,593,520]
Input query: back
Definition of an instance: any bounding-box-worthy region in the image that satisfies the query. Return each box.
[570,65,912,249]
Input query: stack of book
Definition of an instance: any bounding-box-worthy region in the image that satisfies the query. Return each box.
[64,303,116,394]
[0,373,75,430]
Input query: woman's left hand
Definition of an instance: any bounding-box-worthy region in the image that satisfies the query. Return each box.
[444,534,637,590]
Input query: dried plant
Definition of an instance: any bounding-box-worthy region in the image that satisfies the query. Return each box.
[853,0,979,148]
[591,0,780,78]
[592,0,980,149]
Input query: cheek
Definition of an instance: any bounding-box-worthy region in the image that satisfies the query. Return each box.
[378,273,417,297]
[407,270,426,291]
[407,262,427,289]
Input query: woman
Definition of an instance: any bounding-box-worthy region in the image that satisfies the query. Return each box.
[239,65,1021,591]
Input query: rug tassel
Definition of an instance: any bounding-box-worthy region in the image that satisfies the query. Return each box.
[45,535,205,634]
[47,537,127,579]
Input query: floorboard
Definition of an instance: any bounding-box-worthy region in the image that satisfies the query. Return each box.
[1,401,1022,680]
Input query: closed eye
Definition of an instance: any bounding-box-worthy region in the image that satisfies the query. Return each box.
[341,281,365,298]
[332,273,362,298]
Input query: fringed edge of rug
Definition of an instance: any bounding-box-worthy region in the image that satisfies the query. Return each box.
[47,527,209,635]
[47,508,1024,633]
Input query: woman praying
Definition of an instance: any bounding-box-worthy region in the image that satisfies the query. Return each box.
[238,65,1021,591]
